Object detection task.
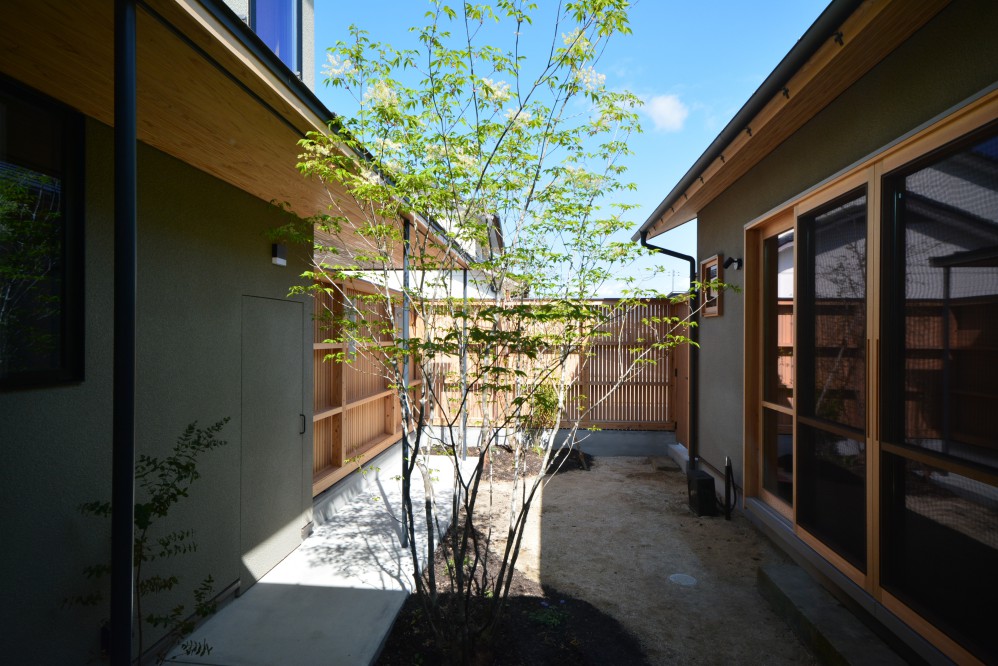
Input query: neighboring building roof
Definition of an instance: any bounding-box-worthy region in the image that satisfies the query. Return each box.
[633,0,952,242]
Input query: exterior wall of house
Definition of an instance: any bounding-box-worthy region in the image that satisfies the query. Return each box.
[695,0,998,486]
[689,0,998,660]
[0,119,313,662]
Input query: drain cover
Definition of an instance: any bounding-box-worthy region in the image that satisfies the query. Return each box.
[669,573,697,586]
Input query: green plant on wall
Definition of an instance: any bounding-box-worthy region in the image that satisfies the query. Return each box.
[66,418,230,663]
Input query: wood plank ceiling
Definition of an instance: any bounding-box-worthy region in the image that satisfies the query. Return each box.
[0,0,459,269]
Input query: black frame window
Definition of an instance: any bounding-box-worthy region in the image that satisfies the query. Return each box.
[0,79,84,389]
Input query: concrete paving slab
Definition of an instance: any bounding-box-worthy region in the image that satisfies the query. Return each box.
[164,430,677,665]
[166,443,472,666]
[758,563,907,666]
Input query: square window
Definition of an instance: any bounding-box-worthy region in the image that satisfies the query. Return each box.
[0,81,84,389]
[699,254,722,317]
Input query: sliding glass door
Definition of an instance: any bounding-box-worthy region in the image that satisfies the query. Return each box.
[796,190,868,572]
[880,128,998,660]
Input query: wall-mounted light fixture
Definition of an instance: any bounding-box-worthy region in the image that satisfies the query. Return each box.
[723,256,743,270]
[271,243,287,267]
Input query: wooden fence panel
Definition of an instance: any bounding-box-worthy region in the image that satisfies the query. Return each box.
[312,283,417,496]
[312,294,684,495]
[574,299,679,430]
[426,299,682,431]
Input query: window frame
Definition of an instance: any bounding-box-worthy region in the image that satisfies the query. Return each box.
[249,0,303,78]
[699,254,723,317]
[879,118,998,482]
[744,89,998,665]
[0,77,85,391]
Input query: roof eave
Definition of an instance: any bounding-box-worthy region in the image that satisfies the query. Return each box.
[632,0,866,242]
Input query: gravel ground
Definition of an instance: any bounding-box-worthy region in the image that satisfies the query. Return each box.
[508,455,816,665]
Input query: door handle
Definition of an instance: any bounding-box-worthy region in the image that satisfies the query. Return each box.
[299,414,306,435]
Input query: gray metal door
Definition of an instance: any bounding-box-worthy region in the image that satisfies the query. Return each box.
[240,295,304,586]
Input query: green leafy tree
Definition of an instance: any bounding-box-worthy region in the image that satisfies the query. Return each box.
[286,1,717,661]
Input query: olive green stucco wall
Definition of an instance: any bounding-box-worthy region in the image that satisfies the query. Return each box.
[0,120,313,662]
[694,0,998,485]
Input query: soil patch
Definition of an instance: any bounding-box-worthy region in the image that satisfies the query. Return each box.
[545,447,594,474]
[376,579,648,665]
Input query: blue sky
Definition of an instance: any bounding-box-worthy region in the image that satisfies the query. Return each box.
[311,1,829,295]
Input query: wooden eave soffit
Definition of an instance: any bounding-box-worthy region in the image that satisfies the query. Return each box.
[0,0,337,220]
[644,0,951,240]
[0,0,480,268]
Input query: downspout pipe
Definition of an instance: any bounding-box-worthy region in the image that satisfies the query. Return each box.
[112,0,137,662]
[640,231,698,476]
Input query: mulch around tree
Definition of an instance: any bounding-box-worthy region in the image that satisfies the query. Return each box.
[375,577,649,666]
[377,445,649,666]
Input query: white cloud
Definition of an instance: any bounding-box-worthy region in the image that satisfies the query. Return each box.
[645,94,689,132]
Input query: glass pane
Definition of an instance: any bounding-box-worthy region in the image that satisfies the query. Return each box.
[881,452,998,662]
[0,88,73,385]
[890,132,998,471]
[0,163,63,377]
[762,407,793,505]
[763,229,794,407]
[797,424,866,570]
[799,192,867,431]
[254,0,298,71]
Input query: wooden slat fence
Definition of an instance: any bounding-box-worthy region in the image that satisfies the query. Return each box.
[569,299,680,430]
[311,282,420,497]
[312,294,685,495]
[424,299,683,432]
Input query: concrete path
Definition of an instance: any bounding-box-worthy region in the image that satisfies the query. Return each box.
[166,443,466,666]
[165,430,680,666]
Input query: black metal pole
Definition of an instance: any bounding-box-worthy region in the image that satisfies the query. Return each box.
[640,231,698,476]
[112,0,137,662]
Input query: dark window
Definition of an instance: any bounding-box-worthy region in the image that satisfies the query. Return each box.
[882,127,998,470]
[881,125,998,663]
[881,453,997,662]
[797,189,868,571]
[762,407,793,505]
[0,81,84,389]
[763,230,794,408]
[252,0,301,75]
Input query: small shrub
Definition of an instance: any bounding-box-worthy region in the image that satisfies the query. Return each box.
[66,418,229,663]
